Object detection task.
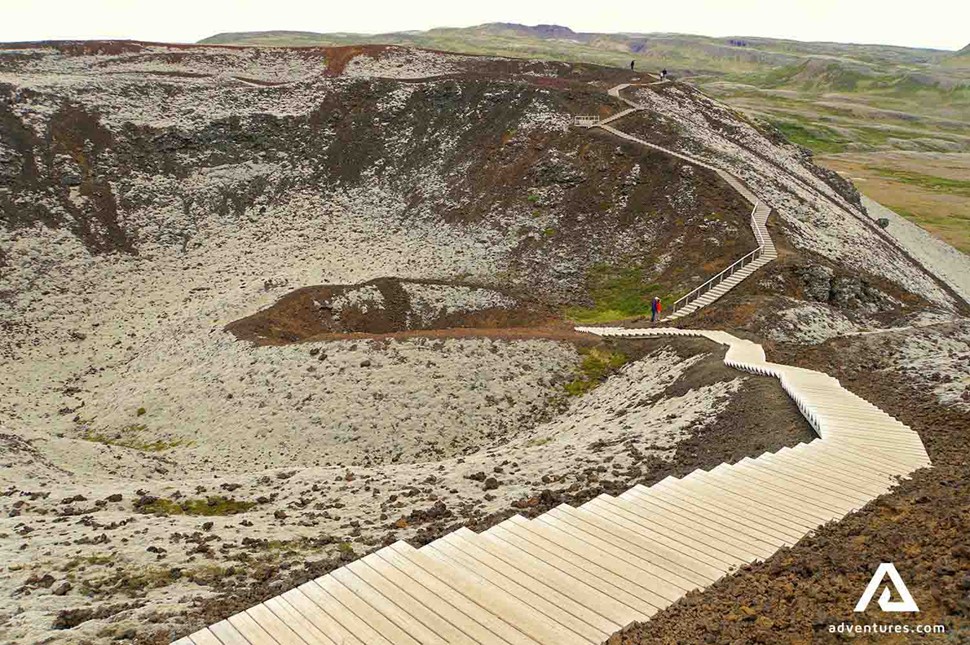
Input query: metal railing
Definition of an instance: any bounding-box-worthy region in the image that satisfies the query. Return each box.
[672,202,764,313]
[572,115,599,127]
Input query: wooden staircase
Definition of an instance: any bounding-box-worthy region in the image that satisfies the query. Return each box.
[667,199,775,320]
[177,81,931,645]
[584,84,778,321]
[179,327,929,645]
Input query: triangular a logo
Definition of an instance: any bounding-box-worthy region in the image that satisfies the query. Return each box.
[854,563,919,613]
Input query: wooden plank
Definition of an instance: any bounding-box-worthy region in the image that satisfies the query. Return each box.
[602,489,781,555]
[806,444,914,481]
[426,539,606,643]
[469,528,643,627]
[512,515,683,605]
[328,565,449,645]
[584,493,770,562]
[206,621,250,645]
[279,589,364,645]
[548,505,728,580]
[777,449,891,496]
[700,467,836,524]
[442,529,621,634]
[226,612,276,645]
[246,604,308,645]
[297,581,394,645]
[736,459,864,512]
[375,543,536,645]
[264,597,337,645]
[186,631,223,645]
[486,522,660,617]
[390,542,586,645]
[690,470,829,529]
[742,456,873,505]
[344,558,478,645]
[313,575,422,645]
[634,482,805,542]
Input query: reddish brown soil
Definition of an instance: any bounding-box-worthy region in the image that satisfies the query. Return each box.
[608,334,970,644]
[322,45,388,76]
[226,277,556,344]
[615,110,685,150]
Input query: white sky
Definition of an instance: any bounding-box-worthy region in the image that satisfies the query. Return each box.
[2,0,968,51]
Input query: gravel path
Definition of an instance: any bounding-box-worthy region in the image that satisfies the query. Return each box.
[864,197,970,305]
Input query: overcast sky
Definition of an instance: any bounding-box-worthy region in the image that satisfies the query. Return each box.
[2,0,968,51]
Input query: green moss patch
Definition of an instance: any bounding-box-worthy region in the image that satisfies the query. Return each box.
[564,347,628,396]
[82,423,191,452]
[567,264,677,323]
[869,167,970,196]
[135,495,255,516]
[768,119,849,154]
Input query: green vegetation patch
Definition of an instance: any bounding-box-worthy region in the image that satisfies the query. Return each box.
[567,264,676,323]
[62,554,113,571]
[869,167,970,196]
[135,495,256,516]
[82,423,191,452]
[768,119,849,154]
[881,205,970,254]
[564,347,628,396]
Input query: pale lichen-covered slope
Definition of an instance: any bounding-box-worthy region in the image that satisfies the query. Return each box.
[0,341,738,644]
[626,83,958,309]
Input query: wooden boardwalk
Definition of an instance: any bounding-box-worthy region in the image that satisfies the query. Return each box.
[179,80,931,644]
[584,82,776,321]
[180,327,929,645]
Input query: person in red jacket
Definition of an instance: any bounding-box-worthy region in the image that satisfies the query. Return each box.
[651,296,662,322]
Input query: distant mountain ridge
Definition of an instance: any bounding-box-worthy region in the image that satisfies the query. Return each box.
[197,23,970,157]
[199,23,956,70]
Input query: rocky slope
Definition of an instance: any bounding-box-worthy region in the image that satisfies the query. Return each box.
[0,42,965,643]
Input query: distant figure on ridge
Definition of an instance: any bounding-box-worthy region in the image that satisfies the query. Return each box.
[660,68,668,80]
[651,296,662,322]
[630,60,635,71]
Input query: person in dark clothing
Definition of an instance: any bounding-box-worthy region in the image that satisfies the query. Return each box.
[630,60,635,71]
[660,68,668,80]
[651,296,662,322]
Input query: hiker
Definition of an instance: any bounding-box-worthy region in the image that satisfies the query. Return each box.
[651,296,662,322]
[660,68,668,80]
[630,60,635,71]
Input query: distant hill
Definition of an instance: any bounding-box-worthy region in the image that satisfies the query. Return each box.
[197,24,970,157]
[945,42,970,67]
[199,23,954,75]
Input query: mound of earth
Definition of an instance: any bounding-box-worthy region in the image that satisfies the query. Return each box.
[227,277,554,343]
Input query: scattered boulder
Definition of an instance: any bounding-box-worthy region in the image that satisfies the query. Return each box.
[51,581,72,596]
[794,264,834,302]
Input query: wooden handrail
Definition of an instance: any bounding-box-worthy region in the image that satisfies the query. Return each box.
[673,202,763,312]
